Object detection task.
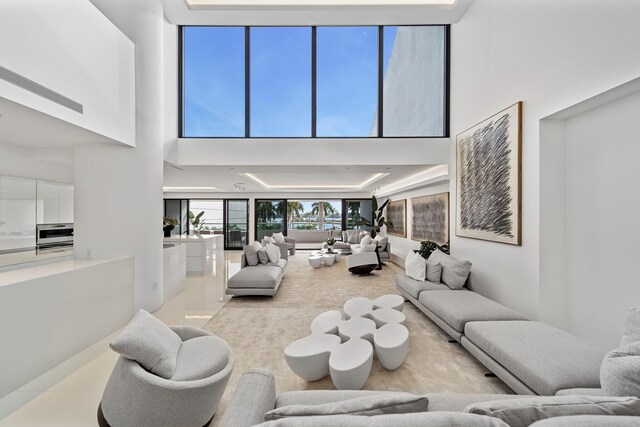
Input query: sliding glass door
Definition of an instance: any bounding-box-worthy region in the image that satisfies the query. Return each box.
[225,199,249,249]
[343,199,373,232]
[255,199,286,241]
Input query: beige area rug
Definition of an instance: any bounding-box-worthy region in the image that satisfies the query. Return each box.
[204,251,513,424]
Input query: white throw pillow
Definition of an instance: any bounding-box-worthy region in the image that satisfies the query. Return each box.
[360,235,373,246]
[346,230,360,244]
[250,240,263,250]
[263,236,276,245]
[405,251,427,282]
[361,244,377,253]
[272,232,286,244]
[265,243,281,263]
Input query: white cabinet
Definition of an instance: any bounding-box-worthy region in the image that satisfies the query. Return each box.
[0,177,37,251]
[36,181,74,224]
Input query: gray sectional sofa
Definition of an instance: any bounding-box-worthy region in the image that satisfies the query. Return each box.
[395,253,607,397]
[226,247,288,297]
[220,369,640,427]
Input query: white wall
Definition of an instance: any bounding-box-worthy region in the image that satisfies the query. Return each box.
[381,182,450,266]
[76,0,165,312]
[450,0,640,320]
[541,89,640,351]
[0,0,135,146]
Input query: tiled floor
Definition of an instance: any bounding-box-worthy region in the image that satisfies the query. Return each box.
[0,252,241,427]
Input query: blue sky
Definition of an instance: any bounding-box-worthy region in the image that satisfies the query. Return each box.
[183,26,397,138]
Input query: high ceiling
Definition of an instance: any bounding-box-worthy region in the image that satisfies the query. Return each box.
[163,163,445,194]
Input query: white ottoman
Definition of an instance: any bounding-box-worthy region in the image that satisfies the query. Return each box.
[284,334,341,381]
[344,296,374,319]
[369,308,407,328]
[374,323,409,370]
[308,255,323,269]
[329,338,373,390]
[322,254,335,266]
[333,251,342,262]
[338,316,376,342]
[373,294,405,311]
[311,310,343,335]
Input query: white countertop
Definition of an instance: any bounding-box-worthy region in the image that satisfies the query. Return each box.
[164,234,222,241]
[0,246,73,268]
[0,256,129,288]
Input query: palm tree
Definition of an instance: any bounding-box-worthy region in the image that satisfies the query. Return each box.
[287,201,305,230]
[256,202,278,229]
[312,201,337,231]
[347,202,361,228]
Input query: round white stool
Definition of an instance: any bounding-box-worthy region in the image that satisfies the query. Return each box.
[369,308,407,328]
[311,310,343,335]
[338,316,376,342]
[308,255,323,269]
[329,338,373,390]
[344,296,374,319]
[322,254,335,266]
[373,294,405,311]
[374,323,409,370]
[285,333,341,381]
[333,251,342,262]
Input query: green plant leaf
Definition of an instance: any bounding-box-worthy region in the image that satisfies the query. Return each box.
[372,195,378,213]
[379,199,390,212]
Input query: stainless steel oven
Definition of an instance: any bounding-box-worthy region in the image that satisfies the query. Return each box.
[36,224,74,248]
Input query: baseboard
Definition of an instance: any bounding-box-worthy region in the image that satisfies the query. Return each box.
[390,253,405,268]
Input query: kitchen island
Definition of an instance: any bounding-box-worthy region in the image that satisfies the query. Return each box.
[163,234,222,274]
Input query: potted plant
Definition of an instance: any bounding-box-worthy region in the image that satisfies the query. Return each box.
[188,210,205,236]
[163,217,180,238]
[326,229,337,252]
[355,195,391,238]
[414,240,450,259]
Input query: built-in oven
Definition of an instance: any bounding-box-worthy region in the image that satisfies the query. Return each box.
[36,224,74,248]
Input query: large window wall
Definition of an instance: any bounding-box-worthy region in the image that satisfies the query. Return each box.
[181,25,449,138]
[164,199,249,249]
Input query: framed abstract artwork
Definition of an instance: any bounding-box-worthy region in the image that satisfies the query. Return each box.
[411,192,449,245]
[386,199,407,237]
[456,102,522,245]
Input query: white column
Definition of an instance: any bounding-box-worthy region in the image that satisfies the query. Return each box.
[75,0,164,312]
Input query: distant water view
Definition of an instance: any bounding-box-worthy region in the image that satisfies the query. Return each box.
[289,222,341,231]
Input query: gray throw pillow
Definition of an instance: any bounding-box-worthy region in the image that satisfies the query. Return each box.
[256,412,509,427]
[243,245,260,266]
[426,260,442,283]
[601,341,640,398]
[375,236,388,250]
[620,307,640,347]
[257,248,269,264]
[264,393,429,420]
[428,249,471,290]
[346,230,360,244]
[110,309,182,379]
[464,395,640,427]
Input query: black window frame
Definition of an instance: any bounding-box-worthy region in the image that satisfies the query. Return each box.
[179,24,450,139]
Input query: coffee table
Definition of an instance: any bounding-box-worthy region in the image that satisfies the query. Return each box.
[284,294,409,390]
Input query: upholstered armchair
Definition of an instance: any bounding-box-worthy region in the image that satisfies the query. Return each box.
[98,325,234,427]
[261,234,296,255]
[333,229,371,250]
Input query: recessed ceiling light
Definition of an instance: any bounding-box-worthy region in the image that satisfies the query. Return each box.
[346,167,351,170]
[229,167,235,170]
[385,167,392,170]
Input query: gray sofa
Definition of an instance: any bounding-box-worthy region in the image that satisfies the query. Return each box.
[226,247,288,297]
[220,369,640,427]
[331,230,390,261]
[396,266,607,396]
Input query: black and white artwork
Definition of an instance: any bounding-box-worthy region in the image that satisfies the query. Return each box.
[411,192,449,245]
[386,200,406,237]
[456,102,522,245]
